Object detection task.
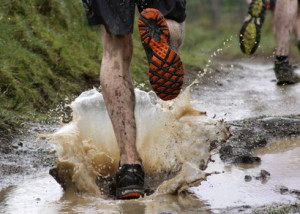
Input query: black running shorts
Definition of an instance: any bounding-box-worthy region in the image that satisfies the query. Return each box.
[82,0,186,35]
[269,0,276,10]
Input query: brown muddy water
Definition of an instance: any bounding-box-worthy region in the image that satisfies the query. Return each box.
[1,61,300,213]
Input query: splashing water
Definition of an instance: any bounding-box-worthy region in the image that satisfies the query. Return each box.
[49,86,230,197]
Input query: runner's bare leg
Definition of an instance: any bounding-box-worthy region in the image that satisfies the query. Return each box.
[100,16,184,166]
[274,0,297,56]
[100,26,141,166]
[294,5,300,41]
[166,20,185,52]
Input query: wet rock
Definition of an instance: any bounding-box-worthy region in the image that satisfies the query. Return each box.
[219,145,233,158]
[220,116,300,163]
[244,175,252,182]
[233,155,261,164]
[261,117,300,138]
[290,189,300,197]
[210,140,220,150]
[276,186,289,195]
[12,144,19,149]
[255,170,271,181]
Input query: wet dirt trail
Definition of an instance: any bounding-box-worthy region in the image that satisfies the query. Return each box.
[1,59,300,214]
[191,60,300,121]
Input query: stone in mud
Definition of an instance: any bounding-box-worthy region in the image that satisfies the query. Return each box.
[244,175,252,182]
[220,116,300,163]
[12,143,19,149]
[255,169,271,181]
[233,155,261,164]
[219,144,261,164]
[276,185,289,195]
[290,189,300,197]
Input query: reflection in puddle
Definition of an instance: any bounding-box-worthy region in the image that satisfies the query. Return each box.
[1,139,299,213]
[0,173,63,214]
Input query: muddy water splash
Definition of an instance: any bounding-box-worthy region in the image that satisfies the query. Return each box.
[50,87,230,196]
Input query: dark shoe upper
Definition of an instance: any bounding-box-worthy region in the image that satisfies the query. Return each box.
[248,0,267,20]
[115,164,144,199]
[274,58,295,85]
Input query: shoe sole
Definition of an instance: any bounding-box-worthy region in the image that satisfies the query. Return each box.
[240,0,266,55]
[116,185,144,200]
[138,8,184,101]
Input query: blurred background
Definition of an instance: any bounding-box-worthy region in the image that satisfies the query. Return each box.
[0,0,298,134]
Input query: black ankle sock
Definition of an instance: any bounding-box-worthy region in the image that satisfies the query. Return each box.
[275,56,288,63]
[297,39,300,50]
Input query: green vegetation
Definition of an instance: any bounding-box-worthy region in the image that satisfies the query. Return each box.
[0,0,299,136]
[0,0,103,134]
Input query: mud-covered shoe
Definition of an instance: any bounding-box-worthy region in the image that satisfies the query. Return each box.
[115,164,144,199]
[138,8,184,101]
[274,59,295,85]
[239,0,267,55]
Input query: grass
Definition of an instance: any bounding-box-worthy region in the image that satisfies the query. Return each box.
[0,1,102,129]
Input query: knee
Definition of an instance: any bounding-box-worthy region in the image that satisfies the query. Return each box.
[103,34,132,54]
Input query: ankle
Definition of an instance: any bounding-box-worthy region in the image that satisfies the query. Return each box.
[120,158,142,166]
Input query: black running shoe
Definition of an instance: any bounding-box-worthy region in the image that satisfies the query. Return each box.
[240,0,267,55]
[115,164,144,199]
[274,59,295,85]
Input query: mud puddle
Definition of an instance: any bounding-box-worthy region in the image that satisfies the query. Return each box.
[1,138,299,213]
[192,138,300,213]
